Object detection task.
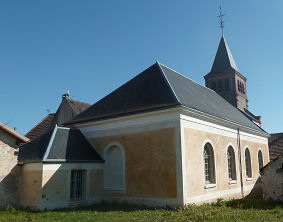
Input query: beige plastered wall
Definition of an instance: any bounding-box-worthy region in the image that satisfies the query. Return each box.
[41,163,104,210]
[79,113,182,207]
[89,127,177,199]
[20,163,43,210]
[184,127,269,204]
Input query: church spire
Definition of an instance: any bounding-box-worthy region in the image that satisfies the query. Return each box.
[210,35,238,74]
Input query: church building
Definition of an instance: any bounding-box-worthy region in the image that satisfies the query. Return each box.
[17,35,269,210]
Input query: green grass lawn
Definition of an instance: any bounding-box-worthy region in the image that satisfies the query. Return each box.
[0,198,283,222]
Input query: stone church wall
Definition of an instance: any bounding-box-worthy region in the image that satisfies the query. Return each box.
[0,128,22,208]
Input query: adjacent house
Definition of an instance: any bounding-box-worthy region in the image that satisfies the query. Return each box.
[25,93,90,142]
[260,155,283,201]
[17,35,270,210]
[268,133,283,160]
[0,121,29,207]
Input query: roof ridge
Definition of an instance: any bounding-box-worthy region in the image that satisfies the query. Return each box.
[156,62,181,104]
[43,125,58,160]
[222,35,238,71]
[158,62,218,94]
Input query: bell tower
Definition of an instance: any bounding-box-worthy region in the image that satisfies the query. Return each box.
[204,35,248,111]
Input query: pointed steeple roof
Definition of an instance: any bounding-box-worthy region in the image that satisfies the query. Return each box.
[209,35,238,74]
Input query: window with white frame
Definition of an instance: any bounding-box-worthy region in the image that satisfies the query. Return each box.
[203,143,216,184]
[104,144,125,192]
[245,148,252,178]
[227,146,236,181]
[70,170,86,201]
[258,150,263,170]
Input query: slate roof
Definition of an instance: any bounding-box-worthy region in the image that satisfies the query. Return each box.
[66,62,267,135]
[207,35,238,75]
[268,133,283,160]
[25,97,90,141]
[18,126,103,163]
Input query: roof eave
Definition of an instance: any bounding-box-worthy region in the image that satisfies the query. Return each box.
[0,122,29,143]
[179,105,269,138]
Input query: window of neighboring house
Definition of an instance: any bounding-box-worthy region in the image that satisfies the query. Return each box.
[70,170,86,201]
[203,143,216,184]
[245,148,252,178]
[258,150,263,170]
[227,146,237,181]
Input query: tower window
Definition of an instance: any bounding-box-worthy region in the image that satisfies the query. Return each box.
[237,81,246,94]
[224,79,230,91]
[211,82,216,91]
[217,80,223,91]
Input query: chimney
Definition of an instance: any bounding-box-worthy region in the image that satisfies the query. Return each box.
[62,91,70,100]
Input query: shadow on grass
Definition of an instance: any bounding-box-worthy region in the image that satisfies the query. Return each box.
[225,198,283,210]
[50,202,167,213]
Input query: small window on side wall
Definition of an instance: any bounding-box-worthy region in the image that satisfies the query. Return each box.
[70,170,86,201]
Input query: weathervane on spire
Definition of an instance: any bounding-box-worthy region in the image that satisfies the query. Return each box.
[217,5,225,34]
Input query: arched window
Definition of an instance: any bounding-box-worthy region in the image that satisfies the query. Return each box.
[203,143,216,184]
[103,143,125,192]
[245,148,252,178]
[227,146,236,181]
[258,150,263,170]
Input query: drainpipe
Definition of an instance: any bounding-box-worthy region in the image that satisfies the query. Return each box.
[237,128,244,198]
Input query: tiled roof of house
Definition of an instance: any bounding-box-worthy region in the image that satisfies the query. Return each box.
[66,98,90,114]
[65,62,267,136]
[25,97,90,142]
[25,114,55,142]
[269,133,283,160]
[18,126,103,163]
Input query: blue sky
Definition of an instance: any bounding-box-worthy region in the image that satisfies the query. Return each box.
[0,0,282,134]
